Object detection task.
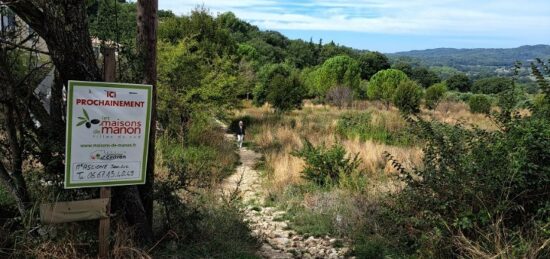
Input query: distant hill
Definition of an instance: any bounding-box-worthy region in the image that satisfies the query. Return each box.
[390,45,550,67]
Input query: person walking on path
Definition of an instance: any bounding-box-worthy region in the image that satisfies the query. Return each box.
[237,120,245,148]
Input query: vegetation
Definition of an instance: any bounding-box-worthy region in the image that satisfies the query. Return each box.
[468,94,492,114]
[446,73,472,92]
[1,2,548,258]
[391,44,550,67]
[367,69,410,107]
[385,63,550,257]
[358,51,390,80]
[313,55,361,97]
[472,76,514,94]
[292,140,361,186]
[425,82,448,109]
[392,80,423,114]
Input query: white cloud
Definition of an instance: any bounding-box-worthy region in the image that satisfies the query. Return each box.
[160,0,550,38]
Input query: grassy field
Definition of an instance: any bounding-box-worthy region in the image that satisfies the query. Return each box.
[232,99,497,257]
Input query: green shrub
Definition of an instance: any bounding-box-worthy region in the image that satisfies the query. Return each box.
[292,140,361,186]
[468,94,492,114]
[392,80,423,114]
[425,83,447,109]
[0,185,14,206]
[472,77,513,94]
[336,112,416,146]
[367,69,410,107]
[444,91,474,102]
[446,73,471,92]
[389,114,550,257]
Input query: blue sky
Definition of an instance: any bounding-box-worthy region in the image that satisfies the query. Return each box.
[159,0,550,53]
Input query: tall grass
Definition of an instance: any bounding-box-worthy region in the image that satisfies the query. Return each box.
[233,99,496,257]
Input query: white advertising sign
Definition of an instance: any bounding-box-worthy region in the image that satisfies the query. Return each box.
[64,81,152,188]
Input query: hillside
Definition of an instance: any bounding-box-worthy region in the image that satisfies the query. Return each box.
[391,44,550,67]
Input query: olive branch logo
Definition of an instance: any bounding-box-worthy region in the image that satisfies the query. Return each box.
[76,109,100,128]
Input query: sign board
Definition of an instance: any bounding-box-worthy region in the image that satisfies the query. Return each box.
[40,198,109,224]
[65,81,152,189]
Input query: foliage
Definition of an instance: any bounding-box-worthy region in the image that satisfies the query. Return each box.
[391,61,413,76]
[315,55,361,96]
[253,63,306,111]
[429,66,461,80]
[336,112,417,147]
[292,140,361,186]
[367,69,410,107]
[266,72,306,112]
[391,45,550,67]
[88,0,137,44]
[446,73,472,92]
[410,66,441,88]
[468,94,492,114]
[425,82,447,109]
[157,38,240,137]
[386,63,550,257]
[325,86,353,109]
[358,51,390,80]
[472,77,513,94]
[392,80,423,114]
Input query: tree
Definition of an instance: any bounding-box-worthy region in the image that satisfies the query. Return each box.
[367,69,410,108]
[411,66,440,88]
[3,0,156,244]
[358,51,390,80]
[468,94,492,114]
[286,39,316,68]
[392,61,413,76]
[2,0,101,217]
[253,63,305,111]
[136,0,157,239]
[266,72,305,112]
[393,80,423,114]
[316,55,361,97]
[446,73,472,92]
[0,35,51,216]
[472,77,513,94]
[425,83,447,110]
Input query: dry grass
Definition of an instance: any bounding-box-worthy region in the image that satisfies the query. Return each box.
[234,99,491,196]
[425,100,498,130]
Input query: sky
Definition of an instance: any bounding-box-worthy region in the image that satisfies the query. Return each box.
[159,0,550,53]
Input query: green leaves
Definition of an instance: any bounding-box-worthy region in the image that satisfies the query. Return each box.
[292,139,362,186]
[82,108,89,121]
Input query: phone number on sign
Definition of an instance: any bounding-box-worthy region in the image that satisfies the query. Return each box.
[75,169,136,180]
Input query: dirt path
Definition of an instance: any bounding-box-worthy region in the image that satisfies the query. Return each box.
[218,119,352,259]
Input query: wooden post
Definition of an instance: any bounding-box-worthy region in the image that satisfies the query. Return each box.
[137,0,158,231]
[99,46,116,258]
[98,187,111,258]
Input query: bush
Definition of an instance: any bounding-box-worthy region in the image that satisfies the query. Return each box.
[468,94,492,114]
[385,65,550,257]
[254,64,306,112]
[367,69,410,107]
[325,86,353,109]
[446,73,471,92]
[444,91,474,102]
[425,83,447,109]
[336,112,416,146]
[392,80,423,114]
[292,140,361,186]
[472,77,513,94]
[266,72,306,112]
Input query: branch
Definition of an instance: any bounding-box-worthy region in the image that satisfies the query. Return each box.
[0,38,49,55]
[2,0,46,37]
